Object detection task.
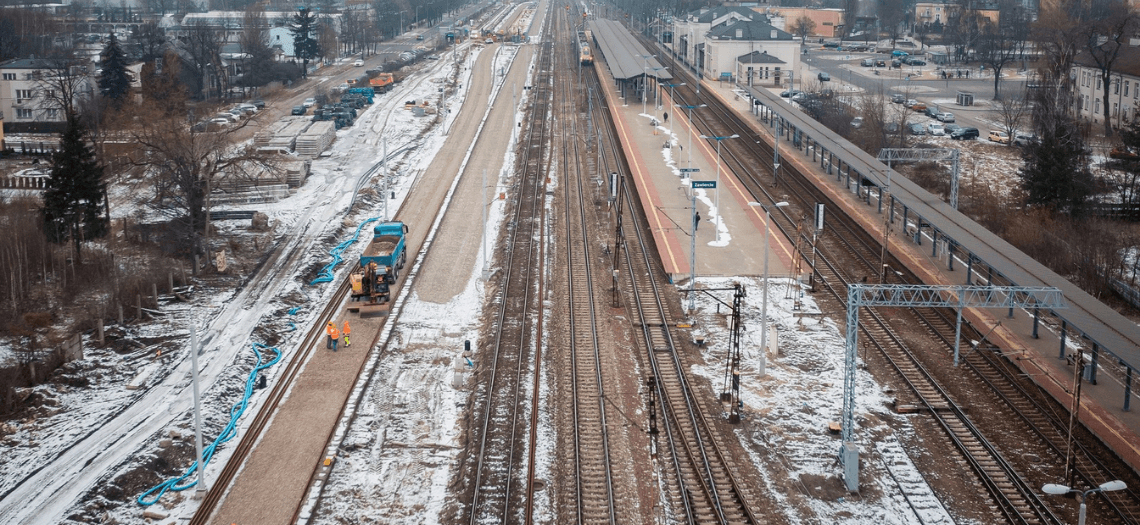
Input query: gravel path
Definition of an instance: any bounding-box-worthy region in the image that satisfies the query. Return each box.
[417,43,536,304]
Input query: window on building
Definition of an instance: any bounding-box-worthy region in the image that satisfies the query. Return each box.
[1,73,13,80]
[16,108,31,119]
[44,108,57,120]
[1096,98,1101,113]
[1114,102,1119,117]
[1127,81,1130,97]
[15,89,32,102]
[1098,77,1102,90]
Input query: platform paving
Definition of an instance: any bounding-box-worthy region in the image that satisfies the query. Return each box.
[593,56,792,285]
[698,76,1140,475]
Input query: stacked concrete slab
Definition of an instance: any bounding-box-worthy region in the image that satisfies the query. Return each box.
[294,121,336,158]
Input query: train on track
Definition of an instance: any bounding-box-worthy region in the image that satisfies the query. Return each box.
[577,30,593,65]
[348,221,408,315]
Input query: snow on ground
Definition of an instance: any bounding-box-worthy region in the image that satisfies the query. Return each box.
[0,38,494,525]
[685,276,961,525]
[312,17,544,525]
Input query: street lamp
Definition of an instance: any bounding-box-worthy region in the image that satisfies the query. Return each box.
[699,133,739,242]
[662,82,685,136]
[1042,480,1128,525]
[748,201,789,377]
[677,103,706,176]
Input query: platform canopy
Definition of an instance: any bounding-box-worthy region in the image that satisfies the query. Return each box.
[589,19,673,82]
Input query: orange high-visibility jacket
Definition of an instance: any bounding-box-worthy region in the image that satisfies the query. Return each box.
[327,322,340,339]
[342,321,351,335]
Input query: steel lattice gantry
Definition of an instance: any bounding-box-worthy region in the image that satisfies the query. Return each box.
[877,148,961,210]
[839,284,1067,492]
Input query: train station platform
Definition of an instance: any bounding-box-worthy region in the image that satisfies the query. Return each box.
[593,53,793,284]
[694,76,1140,476]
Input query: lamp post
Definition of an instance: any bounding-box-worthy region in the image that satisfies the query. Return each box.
[661,82,685,137]
[1042,480,1128,525]
[748,201,789,377]
[700,134,738,242]
[639,54,655,115]
[678,103,706,176]
[650,67,665,111]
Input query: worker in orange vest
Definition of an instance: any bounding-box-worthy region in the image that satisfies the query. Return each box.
[342,320,352,347]
[326,321,341,351]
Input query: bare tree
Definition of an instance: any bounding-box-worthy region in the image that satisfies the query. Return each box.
[992,88,1029,143]
[789,16,816,41]
[125,98,276,256]
[179,24,225,100]
[1083,0,1140,137]
[34,59,95,123]
[976,0,1029,100]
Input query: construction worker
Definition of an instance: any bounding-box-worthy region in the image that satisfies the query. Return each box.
[326,321,340,351]
[342,320,352,347]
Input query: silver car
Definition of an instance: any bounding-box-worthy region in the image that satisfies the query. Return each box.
[936,112,955,123]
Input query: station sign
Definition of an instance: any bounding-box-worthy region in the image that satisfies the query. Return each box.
[679,168,700,173]
[691,180,716,189]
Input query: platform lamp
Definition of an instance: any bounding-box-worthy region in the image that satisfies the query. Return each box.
[639,54,655,114]
[699,134,739,242]
[1042,480,1127,525]
[661,82,685,137]
[748,201,789,377]
[677,103,706,178]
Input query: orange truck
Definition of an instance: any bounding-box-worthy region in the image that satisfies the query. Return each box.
[369,73,395,93]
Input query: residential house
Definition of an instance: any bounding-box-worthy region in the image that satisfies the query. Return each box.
[762,8,844,38]
[0,58,94,133]
[1072,44,1140,129]
[672,6,800,83]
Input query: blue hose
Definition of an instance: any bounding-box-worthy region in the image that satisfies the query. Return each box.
[136,342,283,506]
[309,218,380,285]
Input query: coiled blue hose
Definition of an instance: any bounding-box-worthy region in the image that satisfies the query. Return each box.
[309,218,380,285]
[137,341,283,506]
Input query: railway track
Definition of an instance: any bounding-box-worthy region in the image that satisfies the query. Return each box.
[466,34,554,525]
[189,277,353,525]
[554,6,618,524]
[655,47,1068,524]
[571,30,761,524]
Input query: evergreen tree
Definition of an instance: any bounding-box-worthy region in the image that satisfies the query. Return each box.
[292,7,320,78]
[41,117,109,263]
[1019,83,1095,217]
[98,32,134,105]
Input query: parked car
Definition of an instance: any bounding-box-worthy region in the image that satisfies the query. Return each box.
[951,127,980,140]
[250,99,266,109]
[291,105,307,115]
[1110,147,1140,160]
[891,93,906,104]
[936,112,955,122]
[303,97,316,108]
[924,105,940,118]
[851,117,864,128]
[1013,133,1038,146]
[988,130,1011,144]
[906,57,927,66]
[908,123,927,135]
[886,122,900,133]
[485,38,494,44]
[780,89,804,98]
[943,123,961,134]
[236,103,258,114]
[818,71,831,82]
[904,98,917,108]
[427,54,440,60]
[354,59,364,66]
[214,112,239,123]
[861,58,874,67]
[876,59,888,67]
[892,50,910,57]
[928,123,945,136]
[912,102,928,112]
[891,59,903,68]
[823,41,840,48]
[209,117,232,127]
